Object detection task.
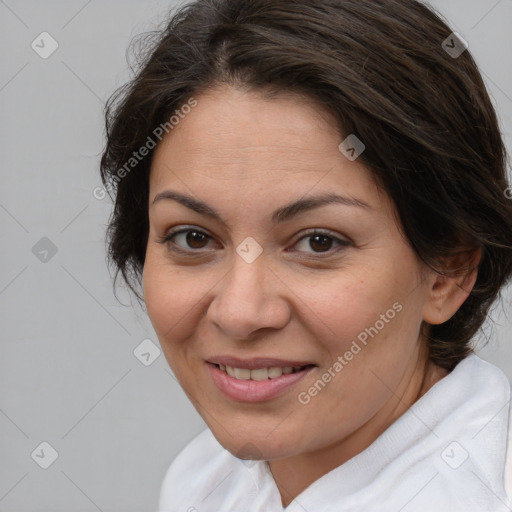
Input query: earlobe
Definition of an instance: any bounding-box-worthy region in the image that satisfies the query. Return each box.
[422,247,482,325]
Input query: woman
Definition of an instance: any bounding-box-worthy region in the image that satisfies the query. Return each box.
[100,0,512,510]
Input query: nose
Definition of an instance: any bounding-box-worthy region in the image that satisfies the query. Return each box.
[206,251,291,341]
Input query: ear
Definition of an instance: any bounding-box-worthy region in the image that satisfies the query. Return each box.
[422,246,482,325]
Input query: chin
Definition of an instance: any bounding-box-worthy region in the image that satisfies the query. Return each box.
[210,428,301,462]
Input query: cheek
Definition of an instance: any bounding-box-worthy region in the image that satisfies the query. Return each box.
[304,273,426,416]
[143,258,208,387]
[296,283,418,438]
[142,253,203,345]
[306,261,422,366]
[306,279,392,350]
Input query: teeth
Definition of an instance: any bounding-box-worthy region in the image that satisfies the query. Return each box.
[268,367,283,378]
[251,368,268,381]
[234,368,251,380]
[221,364,307,380]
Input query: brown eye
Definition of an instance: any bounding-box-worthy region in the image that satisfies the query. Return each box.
[159,228,214,251]
[184,231,210,249]
[292,230,350,255]
[308,234,334,253]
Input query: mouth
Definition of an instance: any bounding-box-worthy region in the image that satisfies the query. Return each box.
[205,360,317,402]
[211,362,315,381]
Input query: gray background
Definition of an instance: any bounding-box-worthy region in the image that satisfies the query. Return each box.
[0,1,511,511]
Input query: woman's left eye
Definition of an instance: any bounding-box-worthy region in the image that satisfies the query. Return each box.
[291,231,350,255]
[157,227,350,256]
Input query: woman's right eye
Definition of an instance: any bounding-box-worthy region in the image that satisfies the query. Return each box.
[157,228,215,253]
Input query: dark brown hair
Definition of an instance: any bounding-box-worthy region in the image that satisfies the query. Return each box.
[100,0,512,371]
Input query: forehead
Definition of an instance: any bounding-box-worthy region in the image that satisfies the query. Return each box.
[148,85,386,213]
[153,87,339,167]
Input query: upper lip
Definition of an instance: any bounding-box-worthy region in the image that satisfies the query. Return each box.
[206,356,316,370]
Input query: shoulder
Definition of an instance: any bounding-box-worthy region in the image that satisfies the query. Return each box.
[444,355,512,508]
[157,428,252,512]
[377,354,512,511]
[158,428,222,509]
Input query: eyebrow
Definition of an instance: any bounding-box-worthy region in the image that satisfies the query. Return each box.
[151,190,371,225]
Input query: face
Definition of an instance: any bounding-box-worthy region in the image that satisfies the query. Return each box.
[143,85,437,461]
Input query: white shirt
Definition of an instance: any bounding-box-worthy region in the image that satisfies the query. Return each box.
[158,354,512,511]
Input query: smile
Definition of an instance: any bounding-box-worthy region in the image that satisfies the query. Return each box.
[215,363,311,381]
[206,362,316,402]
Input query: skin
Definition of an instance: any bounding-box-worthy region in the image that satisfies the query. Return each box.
[142,85,480,507]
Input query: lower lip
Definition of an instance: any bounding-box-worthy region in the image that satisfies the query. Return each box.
[206,362,315,402]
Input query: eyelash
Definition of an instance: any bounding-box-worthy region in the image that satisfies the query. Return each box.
[156,226,350,257]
